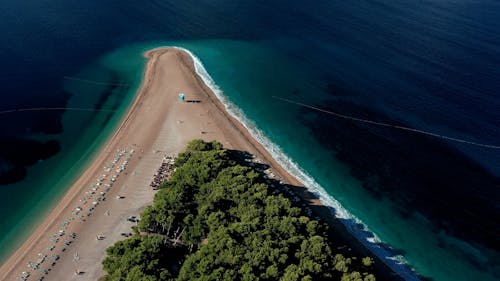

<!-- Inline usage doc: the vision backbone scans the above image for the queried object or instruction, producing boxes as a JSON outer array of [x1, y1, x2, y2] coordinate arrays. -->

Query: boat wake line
[[0, 107, 116, 115], [0, 76, 131, 116], [273, 96, 500, 150], [0, 77, 125, 115]]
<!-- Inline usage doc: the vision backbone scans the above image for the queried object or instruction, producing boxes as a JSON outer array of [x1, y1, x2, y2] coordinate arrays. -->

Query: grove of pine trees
[[102, 140, 376, 281]]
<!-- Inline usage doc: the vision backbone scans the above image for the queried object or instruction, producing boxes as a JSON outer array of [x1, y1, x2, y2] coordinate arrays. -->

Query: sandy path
[[0, 48, 398, 281]]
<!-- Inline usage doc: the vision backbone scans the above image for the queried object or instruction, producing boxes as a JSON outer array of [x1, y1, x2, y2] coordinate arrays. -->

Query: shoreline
[[0, 50, 162, 281], [0, 47, 402, 281], [0, 76, 139, 266], [176, 49, 405, 281]]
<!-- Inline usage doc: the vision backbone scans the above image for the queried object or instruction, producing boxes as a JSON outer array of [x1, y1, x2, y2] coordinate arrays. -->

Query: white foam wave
[[174, 46, 420, 280]]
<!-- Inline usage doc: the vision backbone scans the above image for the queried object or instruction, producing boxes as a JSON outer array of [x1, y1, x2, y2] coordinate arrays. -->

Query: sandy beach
[[0, 48, 399, 281]]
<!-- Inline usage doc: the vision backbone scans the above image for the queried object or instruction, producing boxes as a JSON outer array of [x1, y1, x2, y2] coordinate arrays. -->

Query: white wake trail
[[273, 96, 500, 150]]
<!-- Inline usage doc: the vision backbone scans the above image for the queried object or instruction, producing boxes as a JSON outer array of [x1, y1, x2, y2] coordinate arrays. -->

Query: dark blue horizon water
[[0, 1, 499, 280]]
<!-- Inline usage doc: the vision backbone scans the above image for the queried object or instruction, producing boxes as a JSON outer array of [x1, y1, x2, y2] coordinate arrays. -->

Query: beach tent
[[179, 92, 185, 102]]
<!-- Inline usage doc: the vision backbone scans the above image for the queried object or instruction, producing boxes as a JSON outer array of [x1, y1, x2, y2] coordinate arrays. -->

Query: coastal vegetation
[[102, 140, 376, 281]]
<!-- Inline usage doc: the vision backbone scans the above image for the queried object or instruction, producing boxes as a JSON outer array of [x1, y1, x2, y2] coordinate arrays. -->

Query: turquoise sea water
[[0, 46, 146, 262], [175, 40, 499, 281], [1, 1, 499, 281], [0, 38, 498, 281]]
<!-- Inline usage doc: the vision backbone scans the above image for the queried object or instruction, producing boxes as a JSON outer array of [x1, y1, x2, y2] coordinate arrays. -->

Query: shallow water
[[0, 45, 146, 262]]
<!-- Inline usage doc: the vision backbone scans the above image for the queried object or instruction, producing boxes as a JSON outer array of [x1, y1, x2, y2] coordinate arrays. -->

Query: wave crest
[[173, 46, 420, 281]]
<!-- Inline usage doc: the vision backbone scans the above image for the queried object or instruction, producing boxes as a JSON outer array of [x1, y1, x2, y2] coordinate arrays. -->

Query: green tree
[[102, 140, 377, 281]]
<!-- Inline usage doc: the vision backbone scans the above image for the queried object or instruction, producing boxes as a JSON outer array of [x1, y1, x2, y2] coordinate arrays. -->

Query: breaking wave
[[176, 46, 420, 281]]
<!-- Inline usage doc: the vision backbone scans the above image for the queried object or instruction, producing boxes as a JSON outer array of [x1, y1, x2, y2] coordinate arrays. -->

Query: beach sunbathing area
[[0, 47, 301, 281], [0, 48, 397, 281]]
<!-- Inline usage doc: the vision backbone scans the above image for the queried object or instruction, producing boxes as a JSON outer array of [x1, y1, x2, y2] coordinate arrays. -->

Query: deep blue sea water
[[1, 1, 499, 280]]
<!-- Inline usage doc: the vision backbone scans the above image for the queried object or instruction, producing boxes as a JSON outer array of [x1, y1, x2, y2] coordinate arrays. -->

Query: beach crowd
[[150, 156, 175, 190], [16, 146, 136, 281]]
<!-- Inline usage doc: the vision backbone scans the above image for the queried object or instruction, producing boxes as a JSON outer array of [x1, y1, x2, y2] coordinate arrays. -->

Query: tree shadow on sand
[[228, 149, 423, 281]]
